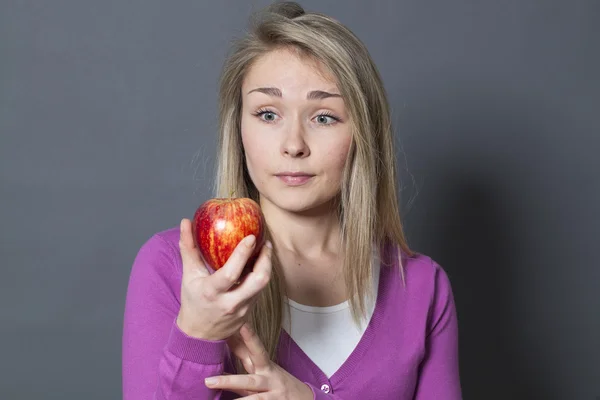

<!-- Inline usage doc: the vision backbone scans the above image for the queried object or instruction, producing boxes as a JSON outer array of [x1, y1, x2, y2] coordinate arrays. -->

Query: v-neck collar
[[278, 261, 392, 388]]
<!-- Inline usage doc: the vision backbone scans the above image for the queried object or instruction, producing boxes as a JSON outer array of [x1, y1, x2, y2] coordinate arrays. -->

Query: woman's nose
[[281, 119, 310, 158]]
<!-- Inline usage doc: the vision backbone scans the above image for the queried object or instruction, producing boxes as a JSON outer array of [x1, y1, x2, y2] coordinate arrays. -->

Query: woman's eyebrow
[[247, 87, 282, 97], [247, 87, 341, 100], [307, 90, 341, 100]]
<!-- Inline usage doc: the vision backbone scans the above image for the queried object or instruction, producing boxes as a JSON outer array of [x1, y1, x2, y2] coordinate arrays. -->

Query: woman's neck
[[260, 198, 342, 259], [259, 197, 348, 306]]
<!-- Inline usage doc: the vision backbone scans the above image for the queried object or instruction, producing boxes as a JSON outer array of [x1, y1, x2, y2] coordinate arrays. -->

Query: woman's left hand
[[205, 323, 314, 400]]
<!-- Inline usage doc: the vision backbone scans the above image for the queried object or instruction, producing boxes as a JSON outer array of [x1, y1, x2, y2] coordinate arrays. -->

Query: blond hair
[[213, 1, 413, 372]]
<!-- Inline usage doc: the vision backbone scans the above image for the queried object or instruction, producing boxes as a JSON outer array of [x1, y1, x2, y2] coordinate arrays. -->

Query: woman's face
[[240, 48, 353, 215]]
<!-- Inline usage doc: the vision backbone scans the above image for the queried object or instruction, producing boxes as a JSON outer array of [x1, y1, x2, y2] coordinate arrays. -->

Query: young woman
[[122, 2, 462, 399]]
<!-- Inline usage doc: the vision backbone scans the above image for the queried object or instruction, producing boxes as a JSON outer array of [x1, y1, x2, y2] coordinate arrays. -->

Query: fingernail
[[245, 235, 256, 248], [266, 240, 272, 249], [205, 377, 218, 386]]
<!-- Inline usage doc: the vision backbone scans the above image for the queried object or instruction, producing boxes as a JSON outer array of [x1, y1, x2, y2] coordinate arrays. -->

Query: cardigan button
[[320, 384, 330, 393]]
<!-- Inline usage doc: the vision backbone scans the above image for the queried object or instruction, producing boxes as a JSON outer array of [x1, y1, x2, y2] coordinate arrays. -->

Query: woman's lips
[[275, 174, 314, 186]]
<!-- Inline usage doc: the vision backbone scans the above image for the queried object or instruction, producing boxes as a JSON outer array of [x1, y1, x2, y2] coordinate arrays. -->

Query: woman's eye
[[315, 114, 338, 125], [254, 111, 338, 124], [259, 111, 277, 122]]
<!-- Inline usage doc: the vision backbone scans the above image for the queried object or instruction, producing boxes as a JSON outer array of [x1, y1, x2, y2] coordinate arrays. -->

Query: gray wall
[[1, 1, 598, 399]]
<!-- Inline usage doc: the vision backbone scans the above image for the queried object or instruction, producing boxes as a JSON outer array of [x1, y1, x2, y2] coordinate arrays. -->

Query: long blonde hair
[[213, 1, 413, 371]]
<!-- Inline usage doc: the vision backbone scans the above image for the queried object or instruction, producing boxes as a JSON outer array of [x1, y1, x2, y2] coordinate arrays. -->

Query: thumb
[[179, 218, 209, 278]]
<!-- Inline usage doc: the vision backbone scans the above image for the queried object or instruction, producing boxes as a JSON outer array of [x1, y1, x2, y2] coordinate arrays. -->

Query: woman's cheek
[[244, 137, 263, 167], [242, 133, 268, 188], [330, 138, 352, 173]]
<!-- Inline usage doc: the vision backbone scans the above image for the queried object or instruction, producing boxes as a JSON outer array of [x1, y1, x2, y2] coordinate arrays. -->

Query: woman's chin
[[260, 195, 339, 217]]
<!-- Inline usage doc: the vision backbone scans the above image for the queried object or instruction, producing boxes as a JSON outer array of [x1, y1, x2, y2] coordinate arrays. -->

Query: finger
[[237, 393, 275, 400], [227, 333, 255, 374], [208, 235, 257, 293], [220, 388, 257, 397], [224, 241, 272, 304], [179, 218, 209, 278], [239, 323, 271, 370], [205, 373, 256, 397], [205, 373, 269, 392]]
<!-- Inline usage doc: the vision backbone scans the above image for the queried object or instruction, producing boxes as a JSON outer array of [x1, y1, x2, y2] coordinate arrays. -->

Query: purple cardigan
[[122, 226, 462, 399]]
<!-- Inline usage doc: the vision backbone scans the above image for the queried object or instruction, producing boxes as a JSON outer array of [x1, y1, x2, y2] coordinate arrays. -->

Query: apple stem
[[230, 190, 235, 199]]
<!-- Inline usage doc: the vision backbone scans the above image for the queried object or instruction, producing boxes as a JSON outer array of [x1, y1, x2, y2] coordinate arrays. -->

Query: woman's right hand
[[175, 218, 272, 341]]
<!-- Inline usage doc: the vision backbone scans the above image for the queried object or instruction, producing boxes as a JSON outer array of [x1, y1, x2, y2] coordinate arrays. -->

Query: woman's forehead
[[243, 48, 339, 92]]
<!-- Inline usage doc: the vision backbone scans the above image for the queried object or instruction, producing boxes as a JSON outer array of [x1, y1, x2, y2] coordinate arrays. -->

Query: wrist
[[176, 312, 220, 340], [167, 319, 227, 364]]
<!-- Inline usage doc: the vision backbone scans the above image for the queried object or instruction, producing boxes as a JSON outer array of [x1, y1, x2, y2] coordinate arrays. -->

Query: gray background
[[1, 0, 598, 399]]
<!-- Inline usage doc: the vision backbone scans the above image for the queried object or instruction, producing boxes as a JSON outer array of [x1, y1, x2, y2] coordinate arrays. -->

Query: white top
[[282, 256, 381, 378]]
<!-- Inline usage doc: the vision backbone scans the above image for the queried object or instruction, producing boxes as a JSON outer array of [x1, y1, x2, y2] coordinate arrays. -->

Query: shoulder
[[378, 246, 458, 340], [150, 225, 181, 252], [399, 250, 458, 333], [381, 245, 456, 315], [401, 251, 454, 296], [136, 225, 180, 258], [130, 225, 182, 285]]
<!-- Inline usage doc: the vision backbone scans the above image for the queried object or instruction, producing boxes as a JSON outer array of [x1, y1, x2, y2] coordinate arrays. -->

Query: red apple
[[192, 197, 266, 278]]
